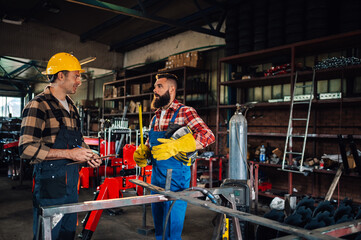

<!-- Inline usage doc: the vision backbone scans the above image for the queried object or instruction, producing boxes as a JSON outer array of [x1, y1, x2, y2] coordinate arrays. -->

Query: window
[[0, 97, 21, 117]]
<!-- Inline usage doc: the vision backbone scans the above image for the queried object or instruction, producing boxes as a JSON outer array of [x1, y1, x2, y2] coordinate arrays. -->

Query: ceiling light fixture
[[2, 15, 24, 25], [79, 57, 96, 65]]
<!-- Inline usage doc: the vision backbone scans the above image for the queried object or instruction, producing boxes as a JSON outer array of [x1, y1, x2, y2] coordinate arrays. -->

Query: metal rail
[[39, 180, 361, 240], [39, 191, 204, 239], [130, 179, 343, 240]]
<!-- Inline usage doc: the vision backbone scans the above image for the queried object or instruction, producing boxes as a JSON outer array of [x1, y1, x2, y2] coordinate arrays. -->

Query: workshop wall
[[246, 106, 361, 157], [123, 23, 225, 68], [0, 21, 123, 70]]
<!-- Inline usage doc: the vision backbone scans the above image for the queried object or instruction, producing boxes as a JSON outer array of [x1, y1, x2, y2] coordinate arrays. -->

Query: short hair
[[156, 73, 178, 89], [48, 70, 69, 83]]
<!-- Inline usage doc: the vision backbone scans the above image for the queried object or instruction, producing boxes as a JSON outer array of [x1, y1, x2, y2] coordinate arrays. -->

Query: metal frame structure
[[67, 0, 225, 47], [38, 179, 361, 240]]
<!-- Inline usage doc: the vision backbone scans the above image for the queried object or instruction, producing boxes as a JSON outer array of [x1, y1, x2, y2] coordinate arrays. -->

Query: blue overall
[[149, 106, 191, 240], [33, 102, 82, 240]]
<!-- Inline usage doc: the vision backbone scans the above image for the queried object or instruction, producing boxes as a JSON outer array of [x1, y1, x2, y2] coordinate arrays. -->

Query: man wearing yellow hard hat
[[19, 52, 102, 240]]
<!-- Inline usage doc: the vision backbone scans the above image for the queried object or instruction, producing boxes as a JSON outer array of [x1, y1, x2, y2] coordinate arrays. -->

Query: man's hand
[[87, 156, 102, 168], [152, 133, 196, 160], [68, 148, 102, 168], [67, 148, 94, 162], [133, 145, 150, 167]]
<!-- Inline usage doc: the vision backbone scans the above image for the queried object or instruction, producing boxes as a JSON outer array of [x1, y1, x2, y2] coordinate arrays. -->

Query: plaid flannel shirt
[[19, 86, 83, 164], [146, 100, 215, 148]]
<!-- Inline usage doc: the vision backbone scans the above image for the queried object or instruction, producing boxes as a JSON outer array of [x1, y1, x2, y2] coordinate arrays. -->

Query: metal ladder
[[282, 69, 315, 173]]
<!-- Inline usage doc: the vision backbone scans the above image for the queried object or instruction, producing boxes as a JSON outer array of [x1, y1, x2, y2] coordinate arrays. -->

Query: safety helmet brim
[[42, 52, 85, 75]]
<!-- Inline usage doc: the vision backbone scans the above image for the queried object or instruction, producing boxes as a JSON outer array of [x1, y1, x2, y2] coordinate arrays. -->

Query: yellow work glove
[[152, 133, 196, 160], [133, 145, 150, 167]]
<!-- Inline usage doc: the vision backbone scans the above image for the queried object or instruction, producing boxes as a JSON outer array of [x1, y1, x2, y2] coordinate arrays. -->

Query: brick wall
[[217, 104, 361, 202], [246, 105, 361, 156]]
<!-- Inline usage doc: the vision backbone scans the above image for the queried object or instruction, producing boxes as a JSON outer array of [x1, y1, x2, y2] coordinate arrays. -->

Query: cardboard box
[[104, 88, 113, 98], [112, 86, 117, 98], [135, 101, 141, 113], [117, 86, 124, 97], [129, 100, 137, 113], [348, 155, 356, 169], [142, 99, 151, 112], [131, 84, 140, 95], [142, 82, 152, 93]]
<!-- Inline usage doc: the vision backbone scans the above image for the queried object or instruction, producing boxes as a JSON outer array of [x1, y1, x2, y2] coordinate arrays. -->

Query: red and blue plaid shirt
[[146, 99, 215, 148]]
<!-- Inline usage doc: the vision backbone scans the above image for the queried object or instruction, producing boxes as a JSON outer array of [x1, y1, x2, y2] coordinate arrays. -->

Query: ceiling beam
[[67, 0, 225, 41], [0, 65, 20, 90], [80, 0, 162, 42], [8, 60, 35, 77], [110, 5, 220, 51], [0, 76, 47, 84], [0, 56, 45, 69]]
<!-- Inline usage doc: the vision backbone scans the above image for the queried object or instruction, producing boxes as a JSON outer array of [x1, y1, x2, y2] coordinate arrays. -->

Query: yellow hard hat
[[42, 52, 85, 75]]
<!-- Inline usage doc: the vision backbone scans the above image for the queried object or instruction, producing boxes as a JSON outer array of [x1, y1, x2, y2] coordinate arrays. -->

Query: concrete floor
[[0, 175, 221, 240]]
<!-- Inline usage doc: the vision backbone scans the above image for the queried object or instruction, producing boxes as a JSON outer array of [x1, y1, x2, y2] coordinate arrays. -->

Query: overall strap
[[151, 105, 184, 129], [151, 115, 157, 129], [47, 99, 64, 126], [170, 105, 183, 123]]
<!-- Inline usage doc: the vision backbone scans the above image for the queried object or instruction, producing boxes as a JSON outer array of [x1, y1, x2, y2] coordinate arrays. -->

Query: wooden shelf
[[248, 132, 361, 139], [220, 44, 291, 65], [220, 30, 361, 66], [104, 96, 125, 101], [219, 64, 361, 89], [104, 112, 152, 116], [127, 112, 152, 116], [298, 64, 361, 81], [220, 73, 292, 88], [217, 97, 361, 110], [124, 93, 152, 99]]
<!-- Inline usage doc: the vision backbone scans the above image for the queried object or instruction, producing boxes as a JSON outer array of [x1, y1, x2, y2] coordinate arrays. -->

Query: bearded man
[[133, 73, 215, 240]]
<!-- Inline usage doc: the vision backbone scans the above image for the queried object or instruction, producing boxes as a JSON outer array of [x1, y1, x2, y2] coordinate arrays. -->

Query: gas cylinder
[[229, 104, 248, 180]]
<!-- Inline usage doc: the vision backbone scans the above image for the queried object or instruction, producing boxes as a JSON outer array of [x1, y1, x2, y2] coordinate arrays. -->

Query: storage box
[[130, 84, 140, 95], [117, 86, 124, 97], [129, 100, 137, 113], [142, 82, 152, 93], [142, 99, 151, 112], [112, 86, 118, 98], [135, 101, 141, 113], [258, 182, 272, 192], [347, 155, 356, 169], [104, 88, 113, 98]]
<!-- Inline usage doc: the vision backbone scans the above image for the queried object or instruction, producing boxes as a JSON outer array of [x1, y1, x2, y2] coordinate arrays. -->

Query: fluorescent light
[[2, 17, 23, 25], [80, 57, 96, 65]]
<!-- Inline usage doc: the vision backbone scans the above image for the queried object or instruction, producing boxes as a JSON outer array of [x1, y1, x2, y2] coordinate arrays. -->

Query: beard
[[152, 90, 171, 109]]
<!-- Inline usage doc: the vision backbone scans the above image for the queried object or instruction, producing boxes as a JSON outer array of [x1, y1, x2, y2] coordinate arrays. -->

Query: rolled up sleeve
[[185, 107, 215, 148]]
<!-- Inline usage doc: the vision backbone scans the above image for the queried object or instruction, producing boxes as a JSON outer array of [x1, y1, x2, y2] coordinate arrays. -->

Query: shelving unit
[[216, 30, 361, 201], [79, 107, 101, 137], [249, 161, 361, 205], [103, 66, 210, 129], [216, 30, 361, 155]]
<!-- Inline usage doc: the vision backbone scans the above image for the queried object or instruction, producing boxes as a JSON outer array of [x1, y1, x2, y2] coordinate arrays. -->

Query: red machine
[[80, 137, 152, 239]]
